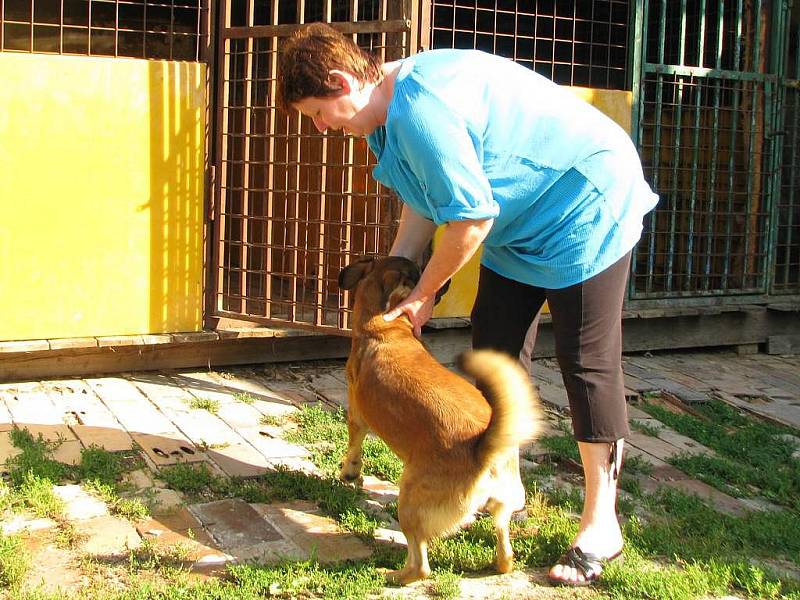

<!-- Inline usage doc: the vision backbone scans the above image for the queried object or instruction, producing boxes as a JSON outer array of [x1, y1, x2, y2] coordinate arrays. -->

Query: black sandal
[[547, 546, 622, 587]]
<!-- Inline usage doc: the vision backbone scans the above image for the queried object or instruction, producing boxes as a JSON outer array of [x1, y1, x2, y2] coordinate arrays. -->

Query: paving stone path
[[0, 347, 798, 597]]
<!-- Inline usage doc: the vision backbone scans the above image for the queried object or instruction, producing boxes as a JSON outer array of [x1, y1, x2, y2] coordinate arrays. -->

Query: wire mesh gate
[[775, 12, 800, 294], [209, 1, 414, 332], [631, 0, 798, 302]]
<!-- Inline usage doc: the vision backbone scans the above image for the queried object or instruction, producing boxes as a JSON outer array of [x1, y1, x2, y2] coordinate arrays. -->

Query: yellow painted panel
[[0, 53, 205, 341], [432, 88, 633, 318]]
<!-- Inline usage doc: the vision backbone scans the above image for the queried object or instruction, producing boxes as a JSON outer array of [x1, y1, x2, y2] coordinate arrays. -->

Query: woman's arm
[[390, 204, 439, 261], [385, 216, 493, 337]]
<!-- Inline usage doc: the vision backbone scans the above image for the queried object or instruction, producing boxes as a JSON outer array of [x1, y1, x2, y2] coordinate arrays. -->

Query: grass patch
[[428, 569, 462, 598], [601, 550, 790, 600], [84, 479, 149, 520], [6, 427, 71, 487], [631, 418, 662, 437], [3, 428, 149, 524], [158, 462, 218, 495], [80, 446, 123, 486], [284, 405, 403, 483], [17, 471, 64, 519], [632, 487, 800, 565], [226, 561, 386, 599], [1, 560, 388, 600], [538, 433, 581, 464], [259, 415, 284, 427], [641, 398, 800, 510], [159, 462, 381, 539], [0, 531, 30, 588], [623, 454, 655, 477]]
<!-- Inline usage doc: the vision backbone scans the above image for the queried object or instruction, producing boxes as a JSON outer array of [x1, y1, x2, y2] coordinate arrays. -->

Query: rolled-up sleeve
[[391, 91, 499, 225]]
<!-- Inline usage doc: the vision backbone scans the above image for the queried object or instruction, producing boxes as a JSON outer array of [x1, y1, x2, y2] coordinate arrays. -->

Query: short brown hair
[[277, 22, 383, 111]]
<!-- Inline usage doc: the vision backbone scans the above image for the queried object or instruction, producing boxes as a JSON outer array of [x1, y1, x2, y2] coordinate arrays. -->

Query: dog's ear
[[381, 261, 421, 310], [338, 256, 376, 290], [382, 271, 411, 310]]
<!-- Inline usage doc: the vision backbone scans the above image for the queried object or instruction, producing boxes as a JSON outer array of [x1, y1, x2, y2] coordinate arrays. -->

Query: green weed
[[259, 414, 284, 427], [227, 560, 385, 599], [538, 433, 581, 464], [17, 470, 64, 519], [80, 446, 122, 486], [234, 392, 256, 404], [0, 530, 30, 588], [158, 462, 218, 496], [84, 479, 149, 520], [188, 397, 220, 414]]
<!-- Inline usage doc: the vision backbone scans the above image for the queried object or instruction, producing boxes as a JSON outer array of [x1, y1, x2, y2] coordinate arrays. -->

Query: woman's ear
[[328, 69, 356, 94]]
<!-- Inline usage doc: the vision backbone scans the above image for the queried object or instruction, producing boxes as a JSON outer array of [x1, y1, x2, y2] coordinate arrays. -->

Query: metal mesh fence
[[774, 21, 799, 293], [428, 0, 630, 90], [0, 0, 205, 60], [632, 0, 776, 298], [636, 73, 772, 296]]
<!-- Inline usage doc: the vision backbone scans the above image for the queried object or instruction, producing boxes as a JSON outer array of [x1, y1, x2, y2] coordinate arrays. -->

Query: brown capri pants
[[471, 252, 632, 443]]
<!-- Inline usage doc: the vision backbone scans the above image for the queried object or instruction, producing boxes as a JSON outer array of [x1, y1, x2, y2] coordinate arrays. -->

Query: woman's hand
[[382, 287, 435, 338], [384, 216, 493, 338]]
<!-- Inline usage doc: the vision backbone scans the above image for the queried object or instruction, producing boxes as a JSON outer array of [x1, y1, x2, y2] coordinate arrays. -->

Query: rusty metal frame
[[208, 0, 412, 334]]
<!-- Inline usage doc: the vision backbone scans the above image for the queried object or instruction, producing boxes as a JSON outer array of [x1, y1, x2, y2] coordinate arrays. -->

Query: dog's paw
[[495, 554, 514, 574], [339, 458, 364, 486], [384, 566, 430, 586], [338, 467, 364, 487], [340, 473, 364, 487]]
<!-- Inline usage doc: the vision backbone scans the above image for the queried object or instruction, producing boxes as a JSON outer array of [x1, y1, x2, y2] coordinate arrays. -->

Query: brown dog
[[338, 256, 542, 585]]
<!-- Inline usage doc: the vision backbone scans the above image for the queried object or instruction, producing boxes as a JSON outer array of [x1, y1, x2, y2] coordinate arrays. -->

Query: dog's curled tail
[[458, 349, 542, 471]]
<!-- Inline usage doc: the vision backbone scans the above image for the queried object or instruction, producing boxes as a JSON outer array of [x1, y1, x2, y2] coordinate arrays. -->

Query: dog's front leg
[[340, 411, 368, 486]]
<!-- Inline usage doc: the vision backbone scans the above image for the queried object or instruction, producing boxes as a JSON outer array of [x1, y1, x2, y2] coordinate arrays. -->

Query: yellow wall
[[0, 53, 206, 341], [433, 88, 633, 318]]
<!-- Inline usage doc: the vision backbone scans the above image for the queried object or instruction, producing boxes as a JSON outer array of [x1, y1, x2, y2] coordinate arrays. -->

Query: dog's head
[[339, 256, 421, 327]]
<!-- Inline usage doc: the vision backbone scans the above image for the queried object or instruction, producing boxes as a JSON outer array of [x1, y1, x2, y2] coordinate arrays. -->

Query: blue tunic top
[[366, 49, 659, 289]]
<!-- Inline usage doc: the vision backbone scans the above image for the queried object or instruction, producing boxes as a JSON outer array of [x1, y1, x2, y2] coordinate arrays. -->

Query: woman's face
[[294, 93, 362, 135], [293, 70, 378, 137]]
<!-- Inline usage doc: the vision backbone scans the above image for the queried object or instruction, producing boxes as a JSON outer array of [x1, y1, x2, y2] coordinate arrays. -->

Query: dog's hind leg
[[385, 483, 434, 585], [485, 497, 515, 574], [339, 412, 368, 485], [386, 531, 431, 585]]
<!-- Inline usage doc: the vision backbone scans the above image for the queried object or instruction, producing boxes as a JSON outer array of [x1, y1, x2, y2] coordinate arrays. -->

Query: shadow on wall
[[147, 61, 205, 335]]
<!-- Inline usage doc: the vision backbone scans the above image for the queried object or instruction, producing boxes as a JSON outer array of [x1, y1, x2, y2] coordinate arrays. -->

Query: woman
[[278, 22, 658, 586]]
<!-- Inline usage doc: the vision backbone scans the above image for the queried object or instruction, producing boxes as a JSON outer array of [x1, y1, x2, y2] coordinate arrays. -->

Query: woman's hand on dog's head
[[383, 287, 434, 338]]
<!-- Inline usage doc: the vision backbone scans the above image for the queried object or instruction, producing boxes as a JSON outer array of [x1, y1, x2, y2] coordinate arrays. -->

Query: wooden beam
[[2, 307, 798, 382]]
